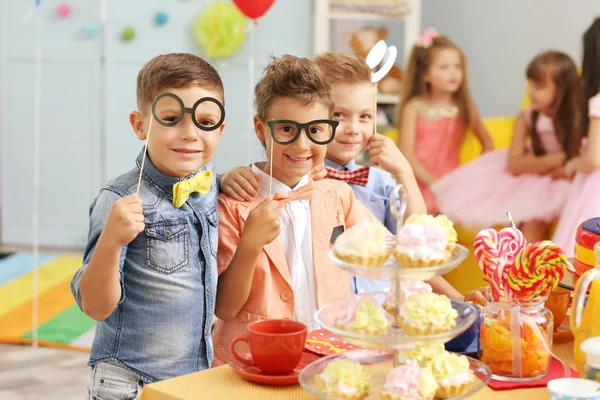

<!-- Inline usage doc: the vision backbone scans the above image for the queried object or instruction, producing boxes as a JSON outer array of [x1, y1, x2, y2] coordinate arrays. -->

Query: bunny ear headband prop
[[365, 40, 397, 137]]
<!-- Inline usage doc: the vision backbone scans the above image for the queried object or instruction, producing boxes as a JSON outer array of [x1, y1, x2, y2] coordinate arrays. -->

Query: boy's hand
[[309, 162, 327, 181], [102, 194, 145, 247], [368, 133, 412, 179], [464, 286, 490, 306], [242, 199, 284, 249], [221, 165, 262, 201]]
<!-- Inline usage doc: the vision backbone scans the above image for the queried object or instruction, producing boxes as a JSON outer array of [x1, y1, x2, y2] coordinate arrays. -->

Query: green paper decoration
[[121, 26, 136, 42], [194, 2, 246, 60]]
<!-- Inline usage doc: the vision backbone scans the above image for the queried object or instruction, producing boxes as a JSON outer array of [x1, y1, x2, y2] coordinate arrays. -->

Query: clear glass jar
[[581, 337, 600, 382], [479, 298, 553, 381]]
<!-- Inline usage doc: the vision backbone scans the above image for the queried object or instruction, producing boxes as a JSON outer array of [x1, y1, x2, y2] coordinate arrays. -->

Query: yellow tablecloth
[[139, 339, 575, 400]]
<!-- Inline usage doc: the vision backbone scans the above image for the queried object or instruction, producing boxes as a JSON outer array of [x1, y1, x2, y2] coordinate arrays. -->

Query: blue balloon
[[154, 12, 169, 26], [84, 23, 100, 38]]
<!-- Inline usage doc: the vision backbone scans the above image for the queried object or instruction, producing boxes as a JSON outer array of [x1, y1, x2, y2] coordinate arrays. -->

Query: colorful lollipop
[[506, 240, 568, 301], [474, 225, 526, 301]]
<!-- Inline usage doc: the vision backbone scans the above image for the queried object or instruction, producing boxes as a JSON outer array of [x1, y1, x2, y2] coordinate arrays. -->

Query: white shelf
[[312, 0, 421, 63], [329, 10, 408, 20], [377, 93, 400, 104]]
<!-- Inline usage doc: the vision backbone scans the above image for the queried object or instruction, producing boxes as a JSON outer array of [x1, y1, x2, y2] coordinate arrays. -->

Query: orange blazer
[[212, 179, 374, 366]]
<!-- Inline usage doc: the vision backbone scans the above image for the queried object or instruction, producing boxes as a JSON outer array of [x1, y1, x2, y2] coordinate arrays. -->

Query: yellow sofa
[[383, 116, 516, 293]]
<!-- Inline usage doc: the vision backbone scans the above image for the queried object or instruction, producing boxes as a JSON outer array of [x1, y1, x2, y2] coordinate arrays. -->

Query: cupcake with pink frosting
[[394, 223, 449, 268], [405, 214, 457, 251], [380, 364, 438, 400], [335, 295, 391, 336], [382, 280, 433, 316]]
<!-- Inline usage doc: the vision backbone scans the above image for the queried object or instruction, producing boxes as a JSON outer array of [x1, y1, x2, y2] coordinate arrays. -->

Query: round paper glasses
[[151, 92, 225, 131]]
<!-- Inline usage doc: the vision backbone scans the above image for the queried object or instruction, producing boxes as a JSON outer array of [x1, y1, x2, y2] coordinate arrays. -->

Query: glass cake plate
[[299, 349, 491, 400], [314, 293, 479, 350], [329, 243, 469, 281]]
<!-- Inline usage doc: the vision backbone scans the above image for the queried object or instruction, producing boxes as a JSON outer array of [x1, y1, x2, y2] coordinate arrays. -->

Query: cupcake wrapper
[[382, 302, 397, 317], [313, 375, 370, 400], [335, 251, 391, 268], [380, 389, 434, 400], [393, 252, 450, 269], [397, 316, 455, 336], [435, 380, 473, 399]]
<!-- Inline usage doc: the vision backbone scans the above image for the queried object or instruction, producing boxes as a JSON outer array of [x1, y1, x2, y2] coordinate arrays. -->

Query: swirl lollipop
[[506, 240, 568, 302], [474, 228, 505, 301], [474, 224, 526, 301]]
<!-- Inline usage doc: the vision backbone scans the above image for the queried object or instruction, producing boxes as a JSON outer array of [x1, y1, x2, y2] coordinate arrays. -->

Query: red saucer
[[229, 352, 319, 386]]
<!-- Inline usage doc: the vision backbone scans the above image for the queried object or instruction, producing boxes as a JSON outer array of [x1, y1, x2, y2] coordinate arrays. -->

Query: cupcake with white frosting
[[430, 352, 476, 398], [315, 359, 371, 399], [333, 219, 390, 267]]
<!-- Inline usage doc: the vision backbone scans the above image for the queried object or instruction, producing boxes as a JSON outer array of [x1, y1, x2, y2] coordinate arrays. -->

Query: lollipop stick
[[374, 82, 378, 137], [506, 211, 516, 228], [136, 118, 153, 195]]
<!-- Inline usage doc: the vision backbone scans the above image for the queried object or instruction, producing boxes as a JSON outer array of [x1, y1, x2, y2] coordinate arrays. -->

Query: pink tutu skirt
[[552, 168, 600, 257], [430, 149, 571, 228]]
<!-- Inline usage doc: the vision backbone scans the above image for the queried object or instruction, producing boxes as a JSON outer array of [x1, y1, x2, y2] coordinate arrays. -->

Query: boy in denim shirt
[[71, 53, 225, 399]]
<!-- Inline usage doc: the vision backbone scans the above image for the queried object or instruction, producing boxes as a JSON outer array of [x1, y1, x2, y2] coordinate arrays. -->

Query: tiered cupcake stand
[[298, 185, 492, 399]]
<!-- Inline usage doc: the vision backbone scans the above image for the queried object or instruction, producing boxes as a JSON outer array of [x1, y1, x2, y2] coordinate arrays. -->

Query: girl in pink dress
[[552, 18, 600, 256], [431, 51, 581, 243], [397, 28, 494, 214]]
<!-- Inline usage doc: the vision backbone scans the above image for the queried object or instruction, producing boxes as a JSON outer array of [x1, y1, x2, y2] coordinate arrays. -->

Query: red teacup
[[230, 319, 307, 375]]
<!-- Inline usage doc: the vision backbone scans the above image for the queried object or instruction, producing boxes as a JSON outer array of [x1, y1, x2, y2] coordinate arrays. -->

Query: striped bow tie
[[325, 166, 370, 186]]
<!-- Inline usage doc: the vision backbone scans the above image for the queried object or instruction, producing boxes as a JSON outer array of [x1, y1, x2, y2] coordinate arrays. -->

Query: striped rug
[[0, 252, 94, 351]]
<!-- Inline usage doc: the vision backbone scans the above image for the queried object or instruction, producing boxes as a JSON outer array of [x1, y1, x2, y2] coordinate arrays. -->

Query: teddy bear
[[344, 26, 403, 94]]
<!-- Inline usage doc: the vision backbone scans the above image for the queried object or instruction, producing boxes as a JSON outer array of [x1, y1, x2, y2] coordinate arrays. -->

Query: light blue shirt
[[71, 149, 219, 383], [325, 158, 397, 294]]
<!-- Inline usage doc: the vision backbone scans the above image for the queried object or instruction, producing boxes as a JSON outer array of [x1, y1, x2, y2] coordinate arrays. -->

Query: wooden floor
[[0, 343, 89, 400]]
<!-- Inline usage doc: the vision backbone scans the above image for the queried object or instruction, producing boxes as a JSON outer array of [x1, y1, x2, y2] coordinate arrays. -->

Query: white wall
[[0, 0, 102, 248], [333, 0, 600, 117], [0, 0, 311, 248], [2, 0, 599, 248]]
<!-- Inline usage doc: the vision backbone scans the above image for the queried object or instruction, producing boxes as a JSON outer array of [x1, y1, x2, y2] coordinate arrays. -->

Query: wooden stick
[[136, 118, 153, 195], [268, 139, 274, 252]]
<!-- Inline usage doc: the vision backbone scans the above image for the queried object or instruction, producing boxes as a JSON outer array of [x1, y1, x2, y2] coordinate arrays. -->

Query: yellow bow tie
[[172, 171, 213, 208]]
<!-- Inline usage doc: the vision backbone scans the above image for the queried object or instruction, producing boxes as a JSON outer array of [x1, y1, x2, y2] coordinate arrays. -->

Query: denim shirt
[[71, 150, 219, 383], [325, 158, 396, 294]]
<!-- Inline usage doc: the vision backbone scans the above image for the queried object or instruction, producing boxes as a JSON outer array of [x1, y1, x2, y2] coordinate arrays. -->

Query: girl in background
[[432, 50, 581, 243], [397, 28, 494, 214], [553, 17, 600, 256]]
